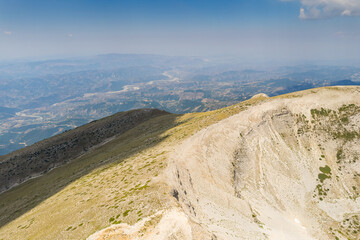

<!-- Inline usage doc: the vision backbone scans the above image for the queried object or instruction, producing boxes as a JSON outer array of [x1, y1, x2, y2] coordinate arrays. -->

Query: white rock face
[[168, 87, 360, 240], [86, 87, 360, 240], [87, 209, 193, 240]]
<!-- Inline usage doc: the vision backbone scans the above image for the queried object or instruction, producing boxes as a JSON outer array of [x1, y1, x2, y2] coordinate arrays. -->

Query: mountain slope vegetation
[[0, 86, 359, 240], [0, 108, 168, 194]]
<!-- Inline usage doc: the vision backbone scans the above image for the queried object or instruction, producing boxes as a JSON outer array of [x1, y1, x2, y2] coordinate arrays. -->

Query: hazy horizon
[[1, 53, 360, 69], [0, 0, 360, 63]]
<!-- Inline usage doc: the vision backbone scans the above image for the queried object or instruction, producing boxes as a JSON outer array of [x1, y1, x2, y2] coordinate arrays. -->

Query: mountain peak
[[251, 93, 269, 99]]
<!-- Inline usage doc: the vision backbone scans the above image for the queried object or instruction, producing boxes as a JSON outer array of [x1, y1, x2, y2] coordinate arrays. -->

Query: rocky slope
[[169, 87, 360, 240], [0, 86, 359, 240]]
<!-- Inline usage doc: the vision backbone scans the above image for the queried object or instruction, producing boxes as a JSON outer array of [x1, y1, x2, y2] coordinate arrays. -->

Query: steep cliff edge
[[169, 86, 360, 240]]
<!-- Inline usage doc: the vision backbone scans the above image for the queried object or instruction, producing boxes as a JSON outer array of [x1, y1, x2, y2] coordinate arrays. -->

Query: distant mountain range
[[330, 79, 360, 86], [1, 55, 360, 155]]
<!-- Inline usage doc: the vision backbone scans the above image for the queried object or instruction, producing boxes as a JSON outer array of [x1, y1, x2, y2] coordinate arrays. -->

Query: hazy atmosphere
[[1, 0, 360, 62], [1, 1, 360, 240]]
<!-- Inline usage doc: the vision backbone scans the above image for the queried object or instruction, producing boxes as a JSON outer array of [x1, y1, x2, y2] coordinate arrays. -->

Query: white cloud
[[287, 0, 360, 19], [341, 9, 352, 16], [3, 31, 12, 35], [299, 8, 306, 19], [68, 33, 73, 37]]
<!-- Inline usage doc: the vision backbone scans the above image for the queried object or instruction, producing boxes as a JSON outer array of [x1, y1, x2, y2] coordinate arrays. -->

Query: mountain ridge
[[1, 86, 360, 240]]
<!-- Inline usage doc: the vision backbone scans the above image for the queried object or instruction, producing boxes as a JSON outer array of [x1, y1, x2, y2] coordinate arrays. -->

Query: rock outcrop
[[169, 87, 360, 239]]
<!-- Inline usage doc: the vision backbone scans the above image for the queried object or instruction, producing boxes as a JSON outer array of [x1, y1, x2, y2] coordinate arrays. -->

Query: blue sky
[[0, 0, 359, 62]]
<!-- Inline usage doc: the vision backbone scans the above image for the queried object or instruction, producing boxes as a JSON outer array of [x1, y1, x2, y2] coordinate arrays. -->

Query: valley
[[1, 55, 359, 155]]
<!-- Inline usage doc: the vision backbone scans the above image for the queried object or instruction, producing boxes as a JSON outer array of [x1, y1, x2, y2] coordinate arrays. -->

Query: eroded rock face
[[0, 109, 168, 193], [169, 87, 360, 240], [86, 209, 193, 240], [2, 87, 360, 240]]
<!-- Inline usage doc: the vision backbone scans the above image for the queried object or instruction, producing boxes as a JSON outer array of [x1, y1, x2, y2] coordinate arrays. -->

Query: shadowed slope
[[0, 108, 168, 193], [0, 109, 175, 231]]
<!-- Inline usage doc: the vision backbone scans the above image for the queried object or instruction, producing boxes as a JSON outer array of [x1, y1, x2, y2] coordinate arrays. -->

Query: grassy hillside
[[1, 86, 359, 240], [0, 93, 266, 240]]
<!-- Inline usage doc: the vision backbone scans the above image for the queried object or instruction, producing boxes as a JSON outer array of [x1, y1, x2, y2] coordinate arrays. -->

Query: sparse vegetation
[[332, 214, 360, 240], [318, 165, 332, 184], [311, 108, 332, 118], [336, 149, 344, 163], [1, 88, 360, 240], [123, 210, 131, 217]]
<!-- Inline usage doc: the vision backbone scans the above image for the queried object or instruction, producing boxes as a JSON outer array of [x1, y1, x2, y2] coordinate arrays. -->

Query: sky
[[0, 0, 359, 62]]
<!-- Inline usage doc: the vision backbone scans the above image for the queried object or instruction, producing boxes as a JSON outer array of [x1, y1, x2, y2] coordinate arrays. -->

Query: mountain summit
[[1, 86, 360, 240]]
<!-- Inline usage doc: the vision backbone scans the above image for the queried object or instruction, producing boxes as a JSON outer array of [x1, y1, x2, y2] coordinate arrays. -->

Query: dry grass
[[0, 93, 268, 240]]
